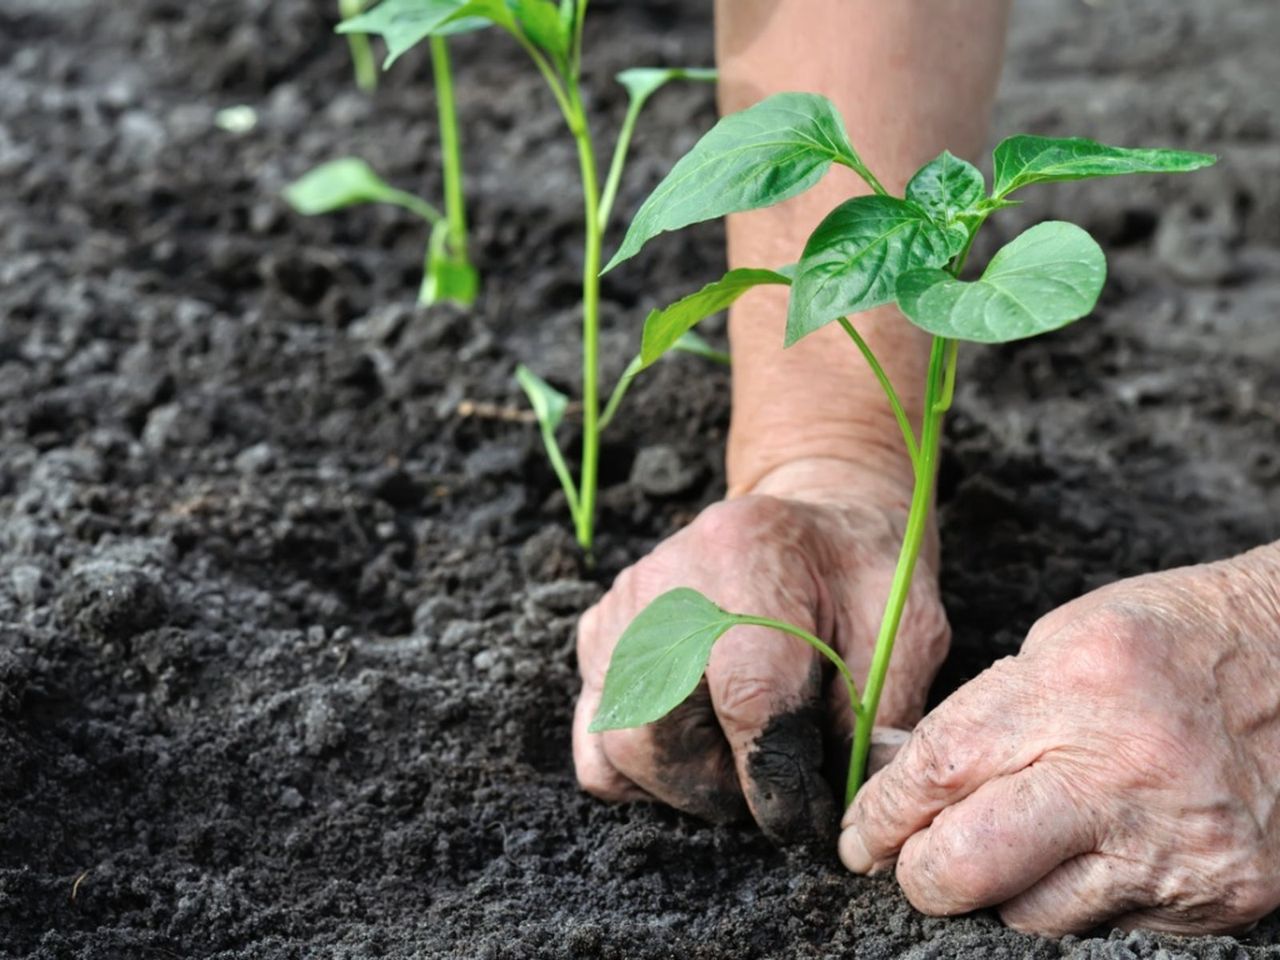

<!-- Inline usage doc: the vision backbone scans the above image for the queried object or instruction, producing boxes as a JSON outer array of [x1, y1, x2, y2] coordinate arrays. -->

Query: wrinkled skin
[[573, 470, 949, 844], [841, 549, 1280, 935]]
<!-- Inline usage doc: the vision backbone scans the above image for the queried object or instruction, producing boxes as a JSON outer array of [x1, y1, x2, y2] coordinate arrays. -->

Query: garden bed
[[2, 0, 1280, 956]]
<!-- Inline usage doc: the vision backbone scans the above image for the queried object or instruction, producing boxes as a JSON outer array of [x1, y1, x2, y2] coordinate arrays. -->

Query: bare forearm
[[715, 0, 1011, 501]]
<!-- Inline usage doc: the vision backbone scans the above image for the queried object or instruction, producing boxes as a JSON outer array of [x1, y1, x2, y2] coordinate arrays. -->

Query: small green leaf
[[515, 364, 568, 432], [895, 221, 1106, 343], [606, 92, 863, 272], [615, 67, 717, 108], [513, 0, 569, 66], [283, 158, 440, 222], [906, 150, 985, 225], [786, 196, 960, 345], [992, 135, 1217, 199], [640, 267, 790, 368], [336, 0, 490, 68], [589, 588, 740, 733]]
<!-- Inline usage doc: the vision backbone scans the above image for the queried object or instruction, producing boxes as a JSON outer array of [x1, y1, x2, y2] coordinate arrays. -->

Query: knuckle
[[692, 496, 784, 553], [1052, 607, 1145, 694], [902, 717, 966, 797], [899, 836, 991, 915], [714, 668, 778, 731]]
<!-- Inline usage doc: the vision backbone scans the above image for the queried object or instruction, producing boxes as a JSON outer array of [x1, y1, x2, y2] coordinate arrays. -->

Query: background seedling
[[339, 0, 379, 93], [591, 92, 1216, 808], [284, 3, 479, 307], [320, 0, 715, 552]]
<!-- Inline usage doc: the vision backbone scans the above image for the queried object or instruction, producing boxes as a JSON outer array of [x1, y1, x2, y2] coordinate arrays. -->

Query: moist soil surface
[[3, 0, 1280, 957]]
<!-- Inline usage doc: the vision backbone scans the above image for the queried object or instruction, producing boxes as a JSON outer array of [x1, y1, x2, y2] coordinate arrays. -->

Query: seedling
[[591, 92, 1216, 808], [284, 4, 480, 307], [307, 0, 716, 552]]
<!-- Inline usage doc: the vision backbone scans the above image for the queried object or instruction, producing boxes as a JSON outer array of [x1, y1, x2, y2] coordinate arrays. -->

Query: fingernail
[[839, 827, 873, 874]]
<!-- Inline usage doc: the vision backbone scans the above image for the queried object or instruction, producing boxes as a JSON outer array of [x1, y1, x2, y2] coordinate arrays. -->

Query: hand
[[574, 458, 949, 843], [840, 548, 1280, 935]]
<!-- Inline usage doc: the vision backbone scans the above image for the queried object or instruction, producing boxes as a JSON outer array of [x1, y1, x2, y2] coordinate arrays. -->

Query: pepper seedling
[[284, 3, 480, 307], [590, 91, 1216, 808], [313, 0, 716, 552]]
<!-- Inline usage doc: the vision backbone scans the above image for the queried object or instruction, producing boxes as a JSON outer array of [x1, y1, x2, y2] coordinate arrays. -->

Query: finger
[[841, 656, 1039, 867], [707, 621, 836, 844], [876, 765, 1098, 915], [572, 677, 653, 804], [867, 726, 910, 778], [998, 853, 1141, 937], [599, 681, 747, 823]]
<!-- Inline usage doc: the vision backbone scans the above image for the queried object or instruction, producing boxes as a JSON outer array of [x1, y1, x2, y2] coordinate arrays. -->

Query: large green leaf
[[605, 93, 863, 271], [640, 268, 790, 368], [906, 150, 985, 226], [895, 221, 1106, 343], [786, 196, 960, 345], [283, 157, 440, 222], [992, 135, 1217, 198], [336, 0, 496, 67], [589, 589, 739, 732]]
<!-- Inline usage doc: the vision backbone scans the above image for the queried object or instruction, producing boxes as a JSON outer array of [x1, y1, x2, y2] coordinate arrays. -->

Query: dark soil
[[3, 0, 1279, 957]]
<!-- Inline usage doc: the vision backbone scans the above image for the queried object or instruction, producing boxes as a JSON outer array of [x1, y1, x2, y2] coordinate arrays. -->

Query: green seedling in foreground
[[591, 92, 1216, 808], [285, 9, 478, 307], [319, 0, 716, 552]]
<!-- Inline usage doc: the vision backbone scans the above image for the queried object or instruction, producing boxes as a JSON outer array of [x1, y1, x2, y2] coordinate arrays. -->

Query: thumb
[[706, 618, 837, 846]]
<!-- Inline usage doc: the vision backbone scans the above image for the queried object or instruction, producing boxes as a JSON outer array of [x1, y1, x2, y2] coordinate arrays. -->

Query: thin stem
[[935, 340, 959, 414], [837, 317, 919, 467], [598, 95, 644, 230], [339, 0, 377, 93], [835, 155, 889, 198], [847, 336, 950, 803], [599, 356, 641, 434], [734, 615, 865, 734], [567, 88, 603, 552], [430, 36, 468, 264]]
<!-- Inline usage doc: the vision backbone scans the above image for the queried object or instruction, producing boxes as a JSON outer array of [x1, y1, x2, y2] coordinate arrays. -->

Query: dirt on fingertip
[[3, 0, 1280, 957]]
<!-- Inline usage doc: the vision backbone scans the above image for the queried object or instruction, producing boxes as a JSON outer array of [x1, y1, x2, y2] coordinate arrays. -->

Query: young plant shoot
[[284, 5, 479, 307], [317, 0, 715, 552], [590, 92, 1217, 809], [339, 0, 379, 93]]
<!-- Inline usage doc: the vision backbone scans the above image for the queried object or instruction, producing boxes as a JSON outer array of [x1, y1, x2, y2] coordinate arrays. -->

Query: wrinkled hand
[[841, 548, 1280, 935], [574, 460, 949, 843]]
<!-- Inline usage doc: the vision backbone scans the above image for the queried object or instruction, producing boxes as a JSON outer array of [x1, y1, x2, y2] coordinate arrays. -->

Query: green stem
[[430, 36, 468, 264], [339, 0, 377, 93], [734, 615, 866, 754], [599, 356, 641, 434], [837, 317, 919, 467], [847, 336, 949, 803], [567, 90, 603, 552], [598, 95, 645, 230]]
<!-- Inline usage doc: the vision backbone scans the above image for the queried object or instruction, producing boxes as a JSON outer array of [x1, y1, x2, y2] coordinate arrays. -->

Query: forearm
[[715, 0, 1011, 501]]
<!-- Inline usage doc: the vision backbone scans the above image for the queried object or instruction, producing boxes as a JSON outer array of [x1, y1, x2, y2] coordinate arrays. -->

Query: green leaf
[[906, 150, 985, 225], [589, 588, 739, 733], [421, 253, 479, 306], [336, 0, 490, 68], [616, 67, 717, 108], [895, 221, 1106, 343], [515, 364, 568, 432], [283, 158, 440, 222], [640, 268, 790, 368], [605, 92, 863, 272], [513, 0, 569, 66], [786, 196, 960, 345], [992, 135, 1217, 199]]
